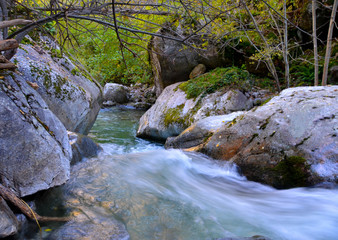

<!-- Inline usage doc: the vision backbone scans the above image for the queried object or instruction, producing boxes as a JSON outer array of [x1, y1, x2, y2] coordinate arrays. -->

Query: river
[[28, 107, 338, 240]]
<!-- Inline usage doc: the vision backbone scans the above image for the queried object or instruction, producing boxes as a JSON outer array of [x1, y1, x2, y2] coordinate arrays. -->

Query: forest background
[[1, 0, 337, 92]]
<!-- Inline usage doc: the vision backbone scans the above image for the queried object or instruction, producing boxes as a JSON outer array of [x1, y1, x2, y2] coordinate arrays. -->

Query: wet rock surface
[[68, 131, 102, 165], [201, 86, 338, 188], [48, 209, 129, 240], [165, 112, 244, 150], [0, 197, 18, 238]]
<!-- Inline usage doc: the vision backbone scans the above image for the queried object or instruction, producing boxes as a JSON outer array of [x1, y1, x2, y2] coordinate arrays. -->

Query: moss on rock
[[163, 104, 185, 127], [272, 156, 311, 188], [179, 67, 251, 99]]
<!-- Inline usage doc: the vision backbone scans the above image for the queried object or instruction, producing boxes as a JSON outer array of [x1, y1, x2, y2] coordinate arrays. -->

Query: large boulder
[[0, 197, 18, 238], [0, 72, 71, 197], [150, 30, 225, 96], [200, 86, 338, 188], [137, 82, 266, 141], [13, 42, 102, 134]]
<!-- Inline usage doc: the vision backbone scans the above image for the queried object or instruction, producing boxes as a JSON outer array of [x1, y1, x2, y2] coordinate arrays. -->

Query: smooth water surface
[[34, 107, 338, 240]]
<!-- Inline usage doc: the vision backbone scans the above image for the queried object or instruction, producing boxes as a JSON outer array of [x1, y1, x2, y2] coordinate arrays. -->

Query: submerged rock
[[201, 86, 338, 188], [13, 43, 102, 134], [0, 73, 71, 197], [48, 208, 129, 240], [218, 236, 271, 240], [68, 131, 102, 165], [137, 82, 266, 141], [0, 197, 18, 238]]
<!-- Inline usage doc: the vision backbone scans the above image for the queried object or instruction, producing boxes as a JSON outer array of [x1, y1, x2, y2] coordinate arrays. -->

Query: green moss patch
[[272, 156, 310, 188], [179, 67, 251, 99], [163, 104, 185, 127]]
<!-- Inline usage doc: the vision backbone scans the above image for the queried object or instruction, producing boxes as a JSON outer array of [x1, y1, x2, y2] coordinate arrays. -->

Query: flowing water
[[31, 107, 338, 240]]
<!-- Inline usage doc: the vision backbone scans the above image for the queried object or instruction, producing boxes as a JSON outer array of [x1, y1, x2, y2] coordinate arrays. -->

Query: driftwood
[[0, 62, 17, 69], [0, 19, 33, 29], [0, 55, 17, 69], [0, 39, 19, 51], [0, 55, 8, 63], [0, 183, 71, 222]]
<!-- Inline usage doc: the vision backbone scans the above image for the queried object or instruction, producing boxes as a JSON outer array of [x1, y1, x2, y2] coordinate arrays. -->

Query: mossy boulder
[[200, 86, 338, 188], [13, 41, 102, 134], [137, 79, 269, 141]]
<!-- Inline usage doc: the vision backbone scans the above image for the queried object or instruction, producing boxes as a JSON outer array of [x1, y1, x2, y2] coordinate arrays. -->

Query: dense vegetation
[[2, 0, 338, 89], [179, 67, 252, 99]]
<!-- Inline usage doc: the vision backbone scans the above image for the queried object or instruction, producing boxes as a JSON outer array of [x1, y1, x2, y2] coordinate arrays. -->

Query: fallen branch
[[0, 39, 19, 51], [0, 62, 17, 69], [0, 183, 71, 222], [0, 19, 33, 29], [0, 55, 10, 63]]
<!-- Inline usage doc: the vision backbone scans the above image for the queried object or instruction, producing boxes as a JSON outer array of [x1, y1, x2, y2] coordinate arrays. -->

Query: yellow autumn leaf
[[72, 211, 81, 217]]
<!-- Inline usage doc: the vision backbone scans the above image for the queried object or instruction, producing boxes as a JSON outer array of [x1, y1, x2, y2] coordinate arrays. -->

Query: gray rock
[[137, 82, 256, 141], [13, 44, 102, 134], [127, 84, 156, 109], [103, 83, 129, 105], [0, 197, 18, 238], [201, 86, 338, 188], [150, 30, 225, 96], [189, 64, 206, 79], [0, 73, 71, 197], [165, 112, 244, 150], [68, 131, 102, 165]]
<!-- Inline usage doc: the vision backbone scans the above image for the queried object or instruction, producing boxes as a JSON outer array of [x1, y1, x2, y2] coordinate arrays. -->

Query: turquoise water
[[32, 107, 338, 240]]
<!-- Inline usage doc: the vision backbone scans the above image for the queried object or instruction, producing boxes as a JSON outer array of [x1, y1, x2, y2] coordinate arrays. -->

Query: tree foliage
[[0, 0, 336, 88]]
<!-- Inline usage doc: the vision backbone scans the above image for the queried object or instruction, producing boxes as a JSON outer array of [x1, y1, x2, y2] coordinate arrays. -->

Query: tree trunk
[[284, 1, 290, 88], [312, 0, 319, 86], [242, 0, 281, 92], [322, 0, 338, 85], [0, 183, 71, 222], [0, 0, 9, 39]]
